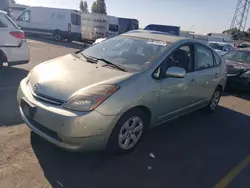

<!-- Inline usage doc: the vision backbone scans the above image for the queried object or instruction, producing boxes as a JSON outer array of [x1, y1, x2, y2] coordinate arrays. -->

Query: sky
[[16, 0, 245, 34]]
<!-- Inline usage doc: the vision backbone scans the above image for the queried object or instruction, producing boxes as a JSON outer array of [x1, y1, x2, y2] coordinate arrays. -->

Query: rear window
[[71, 13, 81, 26], [4, 15, 19, 29], [109, 24, 118, 32]]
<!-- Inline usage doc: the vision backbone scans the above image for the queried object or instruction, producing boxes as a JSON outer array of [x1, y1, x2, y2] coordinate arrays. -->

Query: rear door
[[70, 13, 81, 34], [194, 43, 220, 101]]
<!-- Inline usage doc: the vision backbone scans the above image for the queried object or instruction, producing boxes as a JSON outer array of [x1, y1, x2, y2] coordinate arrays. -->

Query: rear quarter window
[[0, 20, 7, 28], [4, 15, 19, 29]]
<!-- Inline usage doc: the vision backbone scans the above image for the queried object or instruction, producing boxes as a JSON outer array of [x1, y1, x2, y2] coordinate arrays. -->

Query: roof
[[122, 30, 186, 44]]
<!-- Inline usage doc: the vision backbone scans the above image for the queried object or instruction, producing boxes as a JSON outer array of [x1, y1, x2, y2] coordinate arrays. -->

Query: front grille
[[27, 81, 64, 106], [27, 116, 61, 141]]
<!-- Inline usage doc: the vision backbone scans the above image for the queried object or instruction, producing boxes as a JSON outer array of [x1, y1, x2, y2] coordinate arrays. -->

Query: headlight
[[240, 71, 250, 78], [63, 85, 119, 112]]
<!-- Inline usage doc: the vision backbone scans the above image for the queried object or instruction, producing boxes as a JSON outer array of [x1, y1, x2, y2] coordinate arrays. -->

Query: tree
[[91, 0, 107, 14], [79, 0, 89, 12]]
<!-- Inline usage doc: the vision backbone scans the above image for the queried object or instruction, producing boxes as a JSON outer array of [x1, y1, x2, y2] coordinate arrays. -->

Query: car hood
[[28, 53, 133, 102], [225, 60, 250, 74]]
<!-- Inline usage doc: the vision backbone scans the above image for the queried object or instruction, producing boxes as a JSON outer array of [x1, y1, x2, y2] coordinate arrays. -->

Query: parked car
[[208, 41, 234, 56], [17, 30, 227, 154], [223, 49, 250, 91], [15, 7, 81, 42], [0, 10, 29, 69], [144, 24, 180, 36], [81, 12, 119, 42]]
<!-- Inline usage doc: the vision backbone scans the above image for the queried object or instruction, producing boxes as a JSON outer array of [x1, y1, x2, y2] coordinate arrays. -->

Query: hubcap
[[210, 91, 220, 110], [55, 34, 61, 41], [118, 116, 144, 150]]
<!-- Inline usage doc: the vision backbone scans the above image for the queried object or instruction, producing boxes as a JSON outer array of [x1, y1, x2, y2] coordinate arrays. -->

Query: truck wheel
[[54, 32, 62, 42]]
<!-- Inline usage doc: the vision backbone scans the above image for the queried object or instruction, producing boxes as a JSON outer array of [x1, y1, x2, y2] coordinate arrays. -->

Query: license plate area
[[21, 97, 36, 119]]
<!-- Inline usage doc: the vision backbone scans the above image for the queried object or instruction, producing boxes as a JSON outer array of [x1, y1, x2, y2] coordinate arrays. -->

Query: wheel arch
[[0, 49, 7, 62], [120, 105, 152, 128]]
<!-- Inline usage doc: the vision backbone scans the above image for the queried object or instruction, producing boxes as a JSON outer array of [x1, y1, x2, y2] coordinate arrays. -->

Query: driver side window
[[17, 11, 30, 22], [153, 44, 194, 79]]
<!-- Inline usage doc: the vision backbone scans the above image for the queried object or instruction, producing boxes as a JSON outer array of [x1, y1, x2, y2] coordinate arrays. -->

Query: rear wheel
[[107, 109, 147, 155], [53, 32, 62, 42], [205, 87, 222, 112], [0, 51, 5, 70]]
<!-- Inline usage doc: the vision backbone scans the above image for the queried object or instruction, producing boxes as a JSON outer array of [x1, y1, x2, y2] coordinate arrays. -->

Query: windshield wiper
[[95, 58, 127, 72], [81, 53, 98, 64]]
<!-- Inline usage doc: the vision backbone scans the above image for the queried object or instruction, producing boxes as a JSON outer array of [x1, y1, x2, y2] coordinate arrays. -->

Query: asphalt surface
[[0, 38, 250, 188]]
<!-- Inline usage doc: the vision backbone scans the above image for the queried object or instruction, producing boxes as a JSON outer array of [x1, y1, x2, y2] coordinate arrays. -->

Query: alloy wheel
[[210, 90, 221, 110], [118, 116, 144, 150]]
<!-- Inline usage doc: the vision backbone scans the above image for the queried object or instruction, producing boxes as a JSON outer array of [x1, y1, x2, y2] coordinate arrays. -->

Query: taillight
[[68, 23, 71, 33], [9, 31, 25, 39]]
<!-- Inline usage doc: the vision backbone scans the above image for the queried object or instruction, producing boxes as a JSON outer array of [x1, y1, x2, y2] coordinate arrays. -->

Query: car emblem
[[34, 83, 41, 91]]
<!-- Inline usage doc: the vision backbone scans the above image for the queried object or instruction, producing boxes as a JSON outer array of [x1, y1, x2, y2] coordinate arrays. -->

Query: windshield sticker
[[147, 40, 167, 46]]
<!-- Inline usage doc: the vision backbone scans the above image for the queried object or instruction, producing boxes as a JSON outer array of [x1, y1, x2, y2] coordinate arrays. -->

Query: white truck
[[15, 7, 82, 42], [81, 13, 119, 42]]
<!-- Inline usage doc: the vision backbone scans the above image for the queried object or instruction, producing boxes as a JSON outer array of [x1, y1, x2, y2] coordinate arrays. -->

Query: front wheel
[[205, 87, 222, 112], [107, 109, 147, 155]]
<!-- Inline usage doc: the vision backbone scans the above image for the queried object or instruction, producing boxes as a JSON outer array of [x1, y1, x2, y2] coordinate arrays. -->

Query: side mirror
[[166, 66, 186, 78]]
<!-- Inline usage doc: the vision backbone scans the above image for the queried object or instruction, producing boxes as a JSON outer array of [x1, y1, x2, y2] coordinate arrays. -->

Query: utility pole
[[230, 0, 250, 31]]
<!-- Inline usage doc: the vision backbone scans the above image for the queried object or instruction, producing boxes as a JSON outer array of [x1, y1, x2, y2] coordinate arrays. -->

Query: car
[[208, 41, 234, 56], [17, 30, 227, 154], [223, 49, 250, 91], [0, 10, 29, 69]]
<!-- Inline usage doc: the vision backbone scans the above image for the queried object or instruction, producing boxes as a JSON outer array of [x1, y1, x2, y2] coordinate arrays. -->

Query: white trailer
[[15, 7, 82, 42], [81, 13, 119, 41]]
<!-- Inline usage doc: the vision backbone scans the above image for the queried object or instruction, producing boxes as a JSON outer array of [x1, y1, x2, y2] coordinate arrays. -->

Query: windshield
[[81, 35, 169, 72], [223, 50, 250, 64], [208, 43, 224, 51]]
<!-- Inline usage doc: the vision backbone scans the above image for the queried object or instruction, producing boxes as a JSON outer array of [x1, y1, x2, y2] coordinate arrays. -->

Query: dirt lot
[[0, 38, 250, 188]]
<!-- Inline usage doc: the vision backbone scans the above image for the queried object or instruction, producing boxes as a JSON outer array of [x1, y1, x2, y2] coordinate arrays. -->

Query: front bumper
[[17, 78, 119, 152]]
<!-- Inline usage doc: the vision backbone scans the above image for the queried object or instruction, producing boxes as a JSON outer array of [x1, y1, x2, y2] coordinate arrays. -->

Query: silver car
[[17, 30, 227, 154]]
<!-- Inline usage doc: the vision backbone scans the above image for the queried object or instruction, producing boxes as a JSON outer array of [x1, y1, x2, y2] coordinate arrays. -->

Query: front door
[[157, 44, 199, 122]]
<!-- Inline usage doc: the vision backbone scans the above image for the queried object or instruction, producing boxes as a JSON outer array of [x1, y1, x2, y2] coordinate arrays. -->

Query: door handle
[[190, 79, 195, 85], [215, 73, 219, 78]]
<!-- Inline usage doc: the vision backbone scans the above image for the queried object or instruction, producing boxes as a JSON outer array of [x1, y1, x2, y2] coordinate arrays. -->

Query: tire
[[107, 109, 148, 155], [205, 87, 222, 113], [53, 32, 62, 42], [0, 51, 4, 70]]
